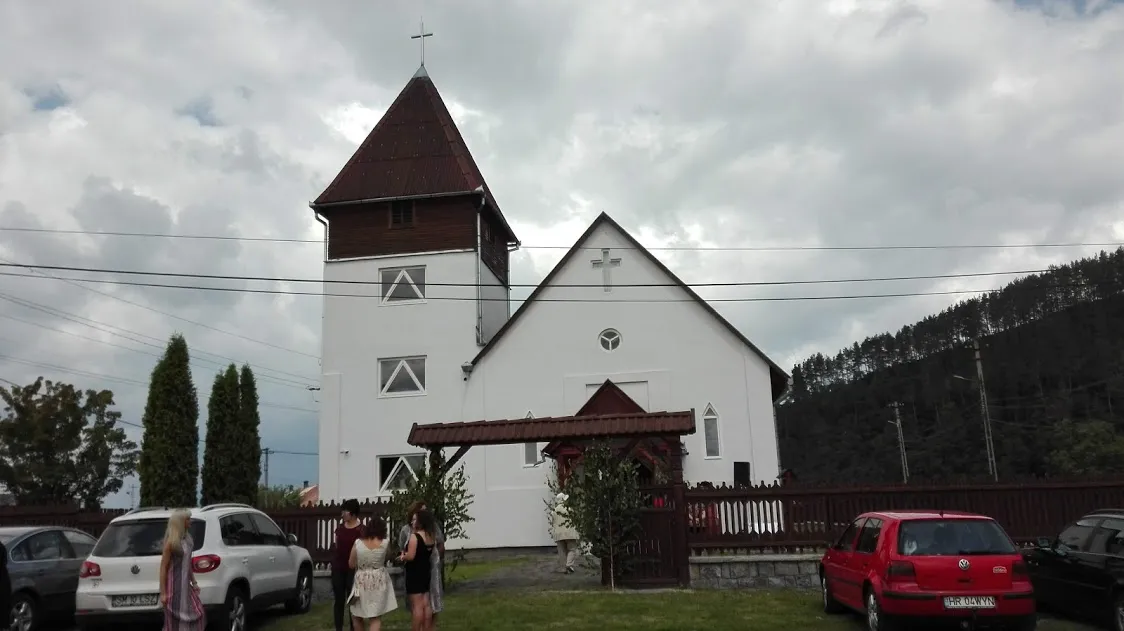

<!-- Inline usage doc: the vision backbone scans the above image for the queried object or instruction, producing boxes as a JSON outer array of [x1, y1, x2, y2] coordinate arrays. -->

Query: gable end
[[470, 212, 791, 401]]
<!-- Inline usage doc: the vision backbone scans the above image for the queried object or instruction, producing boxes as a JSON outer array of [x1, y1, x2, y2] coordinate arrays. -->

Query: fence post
[[671, 482, 689, 587], [667, 436, 690, 587]]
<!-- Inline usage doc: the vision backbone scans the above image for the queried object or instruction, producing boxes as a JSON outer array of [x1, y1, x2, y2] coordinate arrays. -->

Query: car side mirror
[[287, 533, 298, 545], [1035, 537, 1052, 548]]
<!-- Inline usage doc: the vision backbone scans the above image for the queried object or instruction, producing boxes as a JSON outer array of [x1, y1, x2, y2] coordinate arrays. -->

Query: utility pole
[[974, 340, 998, 482], [262, 448, 272, 487], [889, 402, 909, 484], [127, 483, 137, 508]]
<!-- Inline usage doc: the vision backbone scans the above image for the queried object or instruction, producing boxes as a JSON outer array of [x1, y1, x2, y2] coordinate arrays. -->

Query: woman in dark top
[[397, 508, 436, 631], [1, 540, 11, 630], [332, 499, 363, 631]]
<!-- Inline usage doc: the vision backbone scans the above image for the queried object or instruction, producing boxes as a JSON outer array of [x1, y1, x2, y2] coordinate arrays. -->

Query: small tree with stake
[[387, 450, 475, 588], [562, 441, 642, 590]]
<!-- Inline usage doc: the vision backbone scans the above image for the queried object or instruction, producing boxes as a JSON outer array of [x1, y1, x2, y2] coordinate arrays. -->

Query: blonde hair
[[163, 509, 191, 553]]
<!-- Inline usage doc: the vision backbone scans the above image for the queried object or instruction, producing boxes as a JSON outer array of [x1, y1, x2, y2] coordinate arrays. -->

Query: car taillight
[[886, 560, 915, 581], [1012, 560, 1029, 579], [192, 554, 222, 573], [79, 561, 101, 578]]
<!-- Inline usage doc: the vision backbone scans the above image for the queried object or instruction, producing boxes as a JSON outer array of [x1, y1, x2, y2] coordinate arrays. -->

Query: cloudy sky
[[2, 0, 1123, 507]]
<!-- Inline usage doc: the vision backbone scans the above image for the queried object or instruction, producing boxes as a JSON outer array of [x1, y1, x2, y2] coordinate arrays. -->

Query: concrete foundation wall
[[689, 554, 821, 590]]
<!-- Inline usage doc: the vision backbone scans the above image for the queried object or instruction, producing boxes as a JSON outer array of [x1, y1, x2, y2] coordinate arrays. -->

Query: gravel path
[[451, 552, 602, 592]]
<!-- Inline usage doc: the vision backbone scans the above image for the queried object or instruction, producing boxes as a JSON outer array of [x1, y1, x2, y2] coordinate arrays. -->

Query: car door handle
[[241, 557, 249, 565], [269, 556, 276, 562]]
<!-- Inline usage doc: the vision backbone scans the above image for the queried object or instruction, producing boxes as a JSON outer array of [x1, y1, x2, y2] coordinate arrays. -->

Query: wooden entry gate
[[611, 485, 687, 588]]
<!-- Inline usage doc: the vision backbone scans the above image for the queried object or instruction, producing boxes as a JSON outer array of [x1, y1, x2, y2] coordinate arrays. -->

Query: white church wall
[[456, 221, 780, 549], [319, 251, 482, 502], [478, 264, 508, 343]]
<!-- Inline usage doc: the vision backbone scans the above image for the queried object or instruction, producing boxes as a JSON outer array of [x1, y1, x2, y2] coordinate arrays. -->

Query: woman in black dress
[[396, 508, 436, 631]]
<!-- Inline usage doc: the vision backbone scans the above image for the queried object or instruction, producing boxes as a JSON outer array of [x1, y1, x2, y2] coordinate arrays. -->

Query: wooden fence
[[0, 501, 391, 566], [5, 479, 1124, 566], [683, 478, 1124, 555]]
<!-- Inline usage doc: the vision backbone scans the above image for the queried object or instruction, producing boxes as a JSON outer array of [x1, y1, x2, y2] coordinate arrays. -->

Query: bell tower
[[311, 64, 519, 501]]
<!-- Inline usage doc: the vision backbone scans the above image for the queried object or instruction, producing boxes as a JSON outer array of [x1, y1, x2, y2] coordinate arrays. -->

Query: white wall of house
[[454, 221, 779, 549], [317, 220, 779, 551], [317, 249, 483, 503]]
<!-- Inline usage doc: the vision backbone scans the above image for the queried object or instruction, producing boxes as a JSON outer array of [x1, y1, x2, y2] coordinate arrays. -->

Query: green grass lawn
[[444, 556, 533, 587], [256, 590, 1099, 631]]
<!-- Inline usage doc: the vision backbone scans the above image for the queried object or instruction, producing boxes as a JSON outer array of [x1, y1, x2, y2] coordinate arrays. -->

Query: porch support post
[[438, 445, 471, 475], [667, 435, 690, 587]]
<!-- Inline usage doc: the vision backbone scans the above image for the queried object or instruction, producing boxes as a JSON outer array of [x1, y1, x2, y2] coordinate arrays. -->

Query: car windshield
[[898, 519, 1016, 556], [92, 519, 207, 557]]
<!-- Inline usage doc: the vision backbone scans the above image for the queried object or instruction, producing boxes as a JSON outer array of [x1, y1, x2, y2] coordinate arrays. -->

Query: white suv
[[74, 503, 313, 631]]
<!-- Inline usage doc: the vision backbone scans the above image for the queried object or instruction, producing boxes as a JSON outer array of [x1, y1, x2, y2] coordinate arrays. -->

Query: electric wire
[[0, 311, 312, 391], [0, 291, 317, 385], [4, 225, 1123, 253], [0, 255, 317, 360], [0, 352, 316, 414], [0, 270, 1080, 303], [0, 261, 1060, 289]]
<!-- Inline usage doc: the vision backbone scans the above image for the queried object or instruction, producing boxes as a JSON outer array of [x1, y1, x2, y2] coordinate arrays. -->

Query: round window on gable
[[598, 329, 621, 352]]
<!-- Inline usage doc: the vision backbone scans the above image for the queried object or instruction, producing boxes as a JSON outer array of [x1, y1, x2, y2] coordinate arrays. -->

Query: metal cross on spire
[[411, 18, 434, 67]]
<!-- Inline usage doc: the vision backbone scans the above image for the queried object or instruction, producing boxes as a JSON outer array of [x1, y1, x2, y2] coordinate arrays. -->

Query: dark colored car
[[820, 510, 1035, 631], [1024, 509, 1124, 631], [2, 526, 99, 631]]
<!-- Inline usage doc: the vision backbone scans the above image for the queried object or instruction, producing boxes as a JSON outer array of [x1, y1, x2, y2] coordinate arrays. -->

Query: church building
[[310, 63, 790, 550]]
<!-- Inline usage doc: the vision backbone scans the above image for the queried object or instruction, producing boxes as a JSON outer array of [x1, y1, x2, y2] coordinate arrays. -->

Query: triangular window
[[378, 454, 427, 493], [379, 357, 426, 395], [380, 266, 426, 303]]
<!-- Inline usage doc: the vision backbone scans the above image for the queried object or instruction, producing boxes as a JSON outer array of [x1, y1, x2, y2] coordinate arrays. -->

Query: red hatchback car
[[820, 511, 1036, 631]]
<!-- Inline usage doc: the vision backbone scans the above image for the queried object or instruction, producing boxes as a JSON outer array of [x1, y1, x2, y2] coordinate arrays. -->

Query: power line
[[0, 270, 1082, 303], [0, 311, 313, 391], [0, 255, 317, 360], [4, 225, 1123, 253], [0, 291, 317, 385], [0, 352, 317, 414], [0, 261, 1057, 289]]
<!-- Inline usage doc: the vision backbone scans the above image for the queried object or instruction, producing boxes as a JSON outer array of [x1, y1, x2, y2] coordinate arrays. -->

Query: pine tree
[[138, 334, 199, 507], [238, 364, 262, 505], [200, 365, 240, 505]]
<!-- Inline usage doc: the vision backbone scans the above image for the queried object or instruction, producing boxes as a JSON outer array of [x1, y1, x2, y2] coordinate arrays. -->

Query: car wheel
[[865, 588, 898, 631], [821, 575, 844, 614], [1113, 591, 1124, 631], [285, 566, 313, 614], [217, 586, 248, 631], [10, 592, 37, 631]]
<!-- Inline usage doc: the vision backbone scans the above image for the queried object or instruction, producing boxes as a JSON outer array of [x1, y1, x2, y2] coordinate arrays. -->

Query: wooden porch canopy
[[407, 410, 696, 474]]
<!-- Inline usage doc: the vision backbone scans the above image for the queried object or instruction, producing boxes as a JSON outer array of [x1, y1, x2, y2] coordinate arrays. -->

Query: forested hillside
[[777, 248, 1124, 483]]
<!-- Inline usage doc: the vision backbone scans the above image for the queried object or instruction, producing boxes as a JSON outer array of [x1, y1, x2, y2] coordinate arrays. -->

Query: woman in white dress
[[348, 518, 397, 631]]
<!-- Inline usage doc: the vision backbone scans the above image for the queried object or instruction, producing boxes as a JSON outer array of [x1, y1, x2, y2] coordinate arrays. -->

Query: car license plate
[[111, 594, 159, 608], [943, 596, 996, 609]]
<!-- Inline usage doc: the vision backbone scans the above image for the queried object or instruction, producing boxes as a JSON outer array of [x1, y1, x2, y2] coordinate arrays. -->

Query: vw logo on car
[[130, 565, 140, 575], [958, 558, 971, 571]]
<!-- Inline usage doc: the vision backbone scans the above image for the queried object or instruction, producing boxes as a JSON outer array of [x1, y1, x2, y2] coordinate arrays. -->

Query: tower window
[[390, 200, 414, 226], [378, 356, 426, 396], [379, 266, 426, 303]]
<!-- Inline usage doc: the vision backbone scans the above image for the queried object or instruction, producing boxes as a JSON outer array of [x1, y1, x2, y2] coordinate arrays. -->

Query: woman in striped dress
[[159, 510, 206, 631]]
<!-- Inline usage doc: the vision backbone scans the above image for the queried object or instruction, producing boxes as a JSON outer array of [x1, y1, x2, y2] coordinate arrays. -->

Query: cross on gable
[[590, 248, 622, 292]]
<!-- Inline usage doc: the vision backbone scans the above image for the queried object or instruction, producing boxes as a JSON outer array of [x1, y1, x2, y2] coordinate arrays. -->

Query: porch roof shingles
[[407, 411, 696, 448]]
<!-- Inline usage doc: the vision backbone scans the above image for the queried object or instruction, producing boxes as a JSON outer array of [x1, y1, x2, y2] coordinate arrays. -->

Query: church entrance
[[541, 380, 687, 588], [406, 378, 694, 589]]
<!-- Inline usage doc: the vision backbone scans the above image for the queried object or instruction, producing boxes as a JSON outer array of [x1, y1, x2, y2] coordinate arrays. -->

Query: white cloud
[[2, 0, 1124, 505]]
